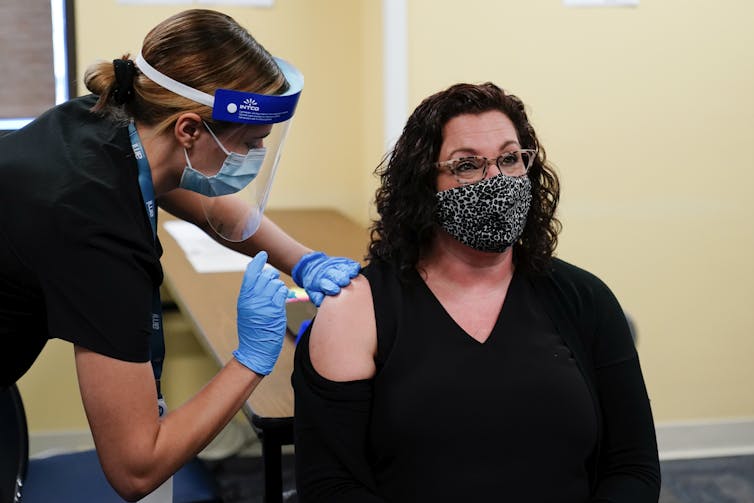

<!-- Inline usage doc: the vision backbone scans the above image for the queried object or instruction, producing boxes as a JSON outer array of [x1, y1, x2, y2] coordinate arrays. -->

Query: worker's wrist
[[232, 349, 274, 376], [292, 251, 325, 288]]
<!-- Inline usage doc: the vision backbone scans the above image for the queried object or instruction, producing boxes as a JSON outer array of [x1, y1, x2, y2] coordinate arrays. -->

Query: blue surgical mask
[[179, 123, 266, 197]]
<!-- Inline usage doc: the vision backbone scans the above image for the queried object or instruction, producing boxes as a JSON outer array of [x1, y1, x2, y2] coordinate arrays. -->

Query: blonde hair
[[84, 9, 288, 135]]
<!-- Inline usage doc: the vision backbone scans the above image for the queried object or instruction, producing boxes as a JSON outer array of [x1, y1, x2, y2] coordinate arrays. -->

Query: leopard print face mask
[[435, 174, 532, 252]]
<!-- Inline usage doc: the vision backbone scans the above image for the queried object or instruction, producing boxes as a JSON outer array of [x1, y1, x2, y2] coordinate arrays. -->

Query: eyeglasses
[[435, 149, 537, 184]]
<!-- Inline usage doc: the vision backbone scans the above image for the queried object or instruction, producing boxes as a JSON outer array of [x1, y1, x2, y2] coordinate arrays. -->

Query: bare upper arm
[[74, 346, 159, 452], [308, 274, 376, 382], [74, 346, 162, 489]]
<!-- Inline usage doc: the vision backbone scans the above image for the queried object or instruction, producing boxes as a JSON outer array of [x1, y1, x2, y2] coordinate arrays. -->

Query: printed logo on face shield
[[241, 98, 260, 111]]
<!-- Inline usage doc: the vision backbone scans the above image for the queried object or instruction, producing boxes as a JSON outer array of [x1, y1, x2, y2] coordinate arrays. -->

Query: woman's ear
[[175, 113, 202, 149]]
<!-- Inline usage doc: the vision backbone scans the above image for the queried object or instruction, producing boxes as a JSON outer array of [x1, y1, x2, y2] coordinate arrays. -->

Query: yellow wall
[[18, 0, 754, 431]]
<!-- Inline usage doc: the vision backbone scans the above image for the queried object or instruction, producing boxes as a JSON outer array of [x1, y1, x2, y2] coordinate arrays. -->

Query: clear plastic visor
[[199, 118, 293, 241]]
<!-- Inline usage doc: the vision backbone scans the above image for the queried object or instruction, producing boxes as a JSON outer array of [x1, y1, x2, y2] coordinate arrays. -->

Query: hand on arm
[[292, 251, 361, 307]]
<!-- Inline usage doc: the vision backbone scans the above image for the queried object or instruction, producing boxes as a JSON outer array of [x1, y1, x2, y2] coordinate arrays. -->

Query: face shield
[[134, 53, 304, 241]]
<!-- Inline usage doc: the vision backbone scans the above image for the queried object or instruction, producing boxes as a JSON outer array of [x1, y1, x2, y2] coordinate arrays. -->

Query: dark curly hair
[[368, 82, 561, 277]]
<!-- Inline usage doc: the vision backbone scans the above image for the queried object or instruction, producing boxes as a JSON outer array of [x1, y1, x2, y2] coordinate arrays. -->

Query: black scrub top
[[0, 95, 162, 386]]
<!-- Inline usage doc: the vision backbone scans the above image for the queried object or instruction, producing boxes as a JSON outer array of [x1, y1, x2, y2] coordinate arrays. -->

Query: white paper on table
[[162, 220, 253, 273]]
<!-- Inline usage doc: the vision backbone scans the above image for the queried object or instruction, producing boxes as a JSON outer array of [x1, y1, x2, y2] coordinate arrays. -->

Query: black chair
[[0, 385, 26, 503], [0, 383, 222, 503]]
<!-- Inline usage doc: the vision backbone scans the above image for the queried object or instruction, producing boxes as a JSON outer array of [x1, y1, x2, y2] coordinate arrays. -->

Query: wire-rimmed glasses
[[435, 149, 537, 184]]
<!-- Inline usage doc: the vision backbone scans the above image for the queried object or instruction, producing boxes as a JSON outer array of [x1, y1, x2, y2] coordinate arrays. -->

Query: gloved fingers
[[322, 259, 361, 286], [272, 283, 289, 307], [250, 267, 281, 297], [323, 269, 354, 287], [337, 258, 361, 276], [259, 276, 286, 302], [318, 278, 341, 295], [344, 262, 361, 278], [266, 266, 281, 280], [241, 251, 269, 291], [307, 290, 325, 308]]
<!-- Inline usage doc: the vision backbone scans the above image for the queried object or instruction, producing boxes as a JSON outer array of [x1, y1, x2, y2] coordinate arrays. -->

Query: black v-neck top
[[368, 268, 597, 501], [293, 258, 660, 502]]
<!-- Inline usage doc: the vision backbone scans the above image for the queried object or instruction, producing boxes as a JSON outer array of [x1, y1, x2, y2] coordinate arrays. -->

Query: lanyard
[[128, 121, 167, 417]]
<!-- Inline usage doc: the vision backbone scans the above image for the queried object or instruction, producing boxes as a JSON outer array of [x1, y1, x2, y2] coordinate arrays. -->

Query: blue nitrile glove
[[233, 251, 289, 375], [291, 251, 361, 307]]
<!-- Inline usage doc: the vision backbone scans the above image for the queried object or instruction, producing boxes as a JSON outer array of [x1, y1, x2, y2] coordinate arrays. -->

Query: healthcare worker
[[0, 9, 358, 501]]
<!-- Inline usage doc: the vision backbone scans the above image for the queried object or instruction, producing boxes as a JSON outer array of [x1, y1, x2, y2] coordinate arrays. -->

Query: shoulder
[[534, 257, 623, 311], [309, 274, 377, 381], [34, 95, 120, 147], [1, 95, 125, 171], [549, 257, 606, 287], [536, 257, 617, 305], [9, 95, 100, 138], [359, 258, 398, 285], [535, 258, 636, 365], [0, 95, 137, 246]]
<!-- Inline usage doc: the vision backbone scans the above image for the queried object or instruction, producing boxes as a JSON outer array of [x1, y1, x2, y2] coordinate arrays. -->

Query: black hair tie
[[112, 59, 136, 105]]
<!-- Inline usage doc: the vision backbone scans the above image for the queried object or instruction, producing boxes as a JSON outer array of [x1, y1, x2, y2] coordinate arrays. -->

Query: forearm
[[152, 358, 260, 470], [158, 190, 310, 275], [77, 348, 262, 501], [296, 436, 388, 503], [222, 215, 311, 275], [591, 357, 660, 502]]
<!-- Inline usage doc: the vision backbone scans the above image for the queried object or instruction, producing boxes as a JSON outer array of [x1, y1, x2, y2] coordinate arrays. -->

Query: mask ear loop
[[202, 121, 233, 156]]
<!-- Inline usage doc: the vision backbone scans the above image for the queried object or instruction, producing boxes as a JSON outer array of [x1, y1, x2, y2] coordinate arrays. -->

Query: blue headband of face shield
[[133, 52, 303, 125]]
